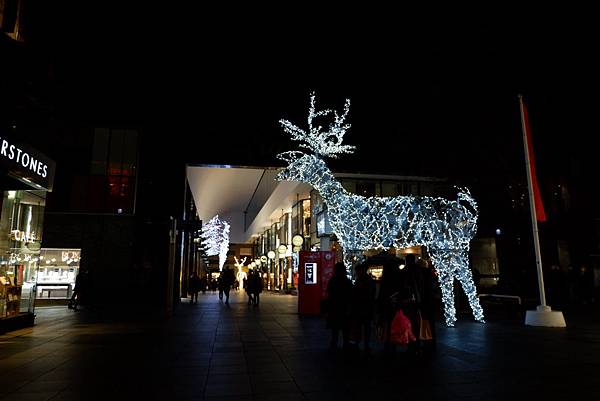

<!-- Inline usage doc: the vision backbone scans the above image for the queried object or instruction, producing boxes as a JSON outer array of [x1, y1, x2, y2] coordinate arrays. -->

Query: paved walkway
[[0, 291, 599, 400]]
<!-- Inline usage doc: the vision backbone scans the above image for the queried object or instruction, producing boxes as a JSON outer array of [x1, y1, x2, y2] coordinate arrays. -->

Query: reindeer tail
[[456, 187, 479, 217]]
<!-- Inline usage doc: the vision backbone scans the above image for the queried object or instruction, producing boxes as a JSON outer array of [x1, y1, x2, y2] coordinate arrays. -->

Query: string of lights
[[276, 94, 484, 326]]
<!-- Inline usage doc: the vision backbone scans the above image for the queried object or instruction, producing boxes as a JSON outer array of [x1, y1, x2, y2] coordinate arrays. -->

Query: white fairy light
[[279, 92, 355, 159], [234, 256, 248, 289], [276, 94, 484, 326], [201, 215, 230, 271]]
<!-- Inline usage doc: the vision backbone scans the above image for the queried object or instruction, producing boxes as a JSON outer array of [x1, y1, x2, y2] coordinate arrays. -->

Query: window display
[[0, 190, 48, 318], [36, 248, 81, 299]]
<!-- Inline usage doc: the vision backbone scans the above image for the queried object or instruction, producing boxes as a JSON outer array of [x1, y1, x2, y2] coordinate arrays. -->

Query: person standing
[[350, 262, 376, 351], [377, 258, 403, 353], [189, 272, 201, 303], [250, 270, 263, 306], [326, 262, 352, 350], [200, 275, 207, 294], [416, 258, 437, 353]]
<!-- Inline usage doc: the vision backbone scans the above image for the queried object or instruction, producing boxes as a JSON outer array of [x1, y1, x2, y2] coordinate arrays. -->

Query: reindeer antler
[[279, 92, 355, 158]]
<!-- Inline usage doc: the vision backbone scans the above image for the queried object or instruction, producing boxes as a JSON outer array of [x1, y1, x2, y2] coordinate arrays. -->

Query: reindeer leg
[[437, 268, 458, 327], [454, 250, 485, 323], [429, 249, 457, 327]]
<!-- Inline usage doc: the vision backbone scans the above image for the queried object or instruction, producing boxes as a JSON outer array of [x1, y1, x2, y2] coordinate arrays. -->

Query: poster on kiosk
[[298, 251, 336, 315]]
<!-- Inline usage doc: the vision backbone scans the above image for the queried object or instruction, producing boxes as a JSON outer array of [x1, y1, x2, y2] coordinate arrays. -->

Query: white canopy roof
[[186, 165, 311, 243]]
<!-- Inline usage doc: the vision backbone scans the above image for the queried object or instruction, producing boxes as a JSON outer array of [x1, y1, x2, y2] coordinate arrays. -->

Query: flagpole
[[518, 94, 547, 308], [518, 94, 566, 327]]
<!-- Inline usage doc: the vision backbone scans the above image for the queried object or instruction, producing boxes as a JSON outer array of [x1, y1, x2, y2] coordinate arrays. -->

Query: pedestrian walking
[[221, 267, 235, 304]]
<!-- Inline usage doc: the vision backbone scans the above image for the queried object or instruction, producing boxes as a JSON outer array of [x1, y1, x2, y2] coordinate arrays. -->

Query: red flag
[[520, 96, 547, 222]]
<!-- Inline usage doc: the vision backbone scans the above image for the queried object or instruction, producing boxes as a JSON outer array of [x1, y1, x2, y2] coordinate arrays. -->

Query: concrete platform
[[0, 291, 598, 400]]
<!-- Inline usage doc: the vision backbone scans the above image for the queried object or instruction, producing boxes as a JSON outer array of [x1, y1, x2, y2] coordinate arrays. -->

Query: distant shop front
[[0, 135, 55, 333]]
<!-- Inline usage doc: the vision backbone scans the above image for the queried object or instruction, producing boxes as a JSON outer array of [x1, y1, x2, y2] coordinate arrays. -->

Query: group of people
[[326, 253, 437, 355], [188, 272, 208, 303], [243, 270, 263, 306], [189, 266, 237, 304]]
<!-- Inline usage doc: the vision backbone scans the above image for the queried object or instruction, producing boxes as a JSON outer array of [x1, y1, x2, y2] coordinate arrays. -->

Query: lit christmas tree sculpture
[[276, 93, 484, 326], [201, 215, 230, 271]]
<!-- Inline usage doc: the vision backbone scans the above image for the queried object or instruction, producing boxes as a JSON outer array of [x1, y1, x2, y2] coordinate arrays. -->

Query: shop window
[[381, 182, 399, 197], [400, 182, 419, 196], [356, 181, 379, 196], [89, 128, 138, 214], [341, 179, 356, 193], [0, 190, 46, 319], [36, 248, 81, 300]]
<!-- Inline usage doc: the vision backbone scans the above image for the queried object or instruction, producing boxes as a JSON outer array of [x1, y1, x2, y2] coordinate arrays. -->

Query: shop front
[[35, 248, 81, 303], [0, 135, 55, 333]]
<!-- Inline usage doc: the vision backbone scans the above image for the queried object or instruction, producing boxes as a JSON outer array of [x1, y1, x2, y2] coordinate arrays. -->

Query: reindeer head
[[276, 93, 355, 182]]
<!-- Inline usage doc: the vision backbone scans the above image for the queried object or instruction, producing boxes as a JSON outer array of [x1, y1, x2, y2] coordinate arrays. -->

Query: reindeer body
[[276, 94, 484, 326]]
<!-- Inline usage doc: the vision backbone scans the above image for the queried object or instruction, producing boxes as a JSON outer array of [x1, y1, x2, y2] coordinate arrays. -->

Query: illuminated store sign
[[10, 230, 37, 242], [0, 135, 56, 191]]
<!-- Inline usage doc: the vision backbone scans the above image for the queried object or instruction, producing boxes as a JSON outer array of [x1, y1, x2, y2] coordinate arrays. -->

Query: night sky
[[24, 6, 599, 183]]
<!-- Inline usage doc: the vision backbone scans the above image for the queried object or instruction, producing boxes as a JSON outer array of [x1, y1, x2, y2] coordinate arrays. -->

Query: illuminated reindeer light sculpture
[[276, 94, 484, 326]]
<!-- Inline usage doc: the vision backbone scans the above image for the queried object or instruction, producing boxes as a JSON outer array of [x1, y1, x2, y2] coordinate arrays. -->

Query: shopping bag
[[390, 310, 416, 345], [419, 318, 433, 341]]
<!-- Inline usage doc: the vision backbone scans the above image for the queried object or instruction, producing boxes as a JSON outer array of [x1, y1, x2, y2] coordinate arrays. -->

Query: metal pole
[[518, 95, 547, 308]]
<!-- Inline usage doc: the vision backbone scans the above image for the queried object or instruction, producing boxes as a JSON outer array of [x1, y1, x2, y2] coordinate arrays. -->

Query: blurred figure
[[377, 258, 403, 353], [68, 270, 87, 311], [249, 270, 263, 306], [189, 272, 200, 303], [200, 275, 208, 294], [221, 267, 235, 304], [350, 262, 376, 351], [400, 254, 423, 355], [327, 262, 352, 350]]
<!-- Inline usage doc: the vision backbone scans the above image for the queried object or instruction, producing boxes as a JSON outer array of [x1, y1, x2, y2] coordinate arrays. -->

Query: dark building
[[0, 3, 58, 332]]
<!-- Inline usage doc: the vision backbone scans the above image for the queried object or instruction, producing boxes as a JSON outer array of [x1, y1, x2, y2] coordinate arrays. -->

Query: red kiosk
[[298, 250, 336, 315]]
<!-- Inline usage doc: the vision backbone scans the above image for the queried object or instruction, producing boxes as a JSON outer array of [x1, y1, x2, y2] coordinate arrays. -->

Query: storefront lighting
[[292, 235, 304, 247], [275, 93, 484, 326]]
